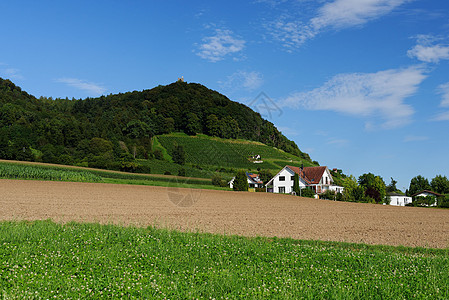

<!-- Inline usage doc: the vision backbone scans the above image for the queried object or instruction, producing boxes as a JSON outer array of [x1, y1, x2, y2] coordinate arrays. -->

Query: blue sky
[[1, 0, 448, 190]]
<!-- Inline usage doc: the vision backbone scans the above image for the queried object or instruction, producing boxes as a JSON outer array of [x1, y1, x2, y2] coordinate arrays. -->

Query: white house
[[387, 192, 412, 206], [265, 165, 343, 195], [228, 172, 264, 189], [411, 190, 443, 207]]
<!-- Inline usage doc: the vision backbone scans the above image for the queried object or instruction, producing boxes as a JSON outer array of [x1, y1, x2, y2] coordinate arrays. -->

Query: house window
[[279, 187, 285, 193], [291, 176, 295, 181], [326, 177, 328, 185], [279, 176, 285, 181]]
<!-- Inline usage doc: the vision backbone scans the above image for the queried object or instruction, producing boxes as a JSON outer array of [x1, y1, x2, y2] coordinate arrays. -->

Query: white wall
[[390, 196, 412, 206], [272, 168, 306, 194]]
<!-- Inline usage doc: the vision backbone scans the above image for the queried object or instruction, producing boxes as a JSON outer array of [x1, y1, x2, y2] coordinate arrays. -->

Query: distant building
[[265, 165, 343, 195], [228, 172, 263, 190], [387, 192, 412, 206], [411, 190, 444, 207], [177, 76, 185, 82]]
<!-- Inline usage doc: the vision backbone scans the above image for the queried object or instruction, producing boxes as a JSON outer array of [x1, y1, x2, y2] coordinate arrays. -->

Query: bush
[[320, 190, 336, 200], [178, 168, 186, 177], [300, 188, 315, 198], [212, 173, 225, 187]]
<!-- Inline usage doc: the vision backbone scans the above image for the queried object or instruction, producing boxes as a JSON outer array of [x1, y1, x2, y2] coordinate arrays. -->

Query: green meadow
[[1, 220, 448, 299]]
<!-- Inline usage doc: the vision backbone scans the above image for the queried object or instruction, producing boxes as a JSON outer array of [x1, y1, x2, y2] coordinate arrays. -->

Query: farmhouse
[[265, 165, 343, 195], [228, 172, 264, 189], [387, 192, 412, 206]]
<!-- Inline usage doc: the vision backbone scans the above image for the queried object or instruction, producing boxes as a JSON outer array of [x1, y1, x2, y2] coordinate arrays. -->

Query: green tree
[[293, 173, 300, 195], [258, 169, 273, 185], [185, 113, 201, 135], [89, 138, 113, 156], [358, 173, 386, 203], [206, 114, 220, 137], [408, 175, 431, 196], [431, 175, 449, 194], [386, 177, 399, 193], [233, 171, 249, 191]]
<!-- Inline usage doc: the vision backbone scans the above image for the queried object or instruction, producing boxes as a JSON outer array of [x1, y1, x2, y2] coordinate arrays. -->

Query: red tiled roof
[[286, 165, 327, 184], [247, 173, 263, 184]]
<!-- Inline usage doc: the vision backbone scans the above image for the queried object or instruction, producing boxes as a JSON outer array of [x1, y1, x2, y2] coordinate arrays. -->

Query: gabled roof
[[286, 165, 328, 185], [246, 172, 263, 184], [411, 190, 443, 197]]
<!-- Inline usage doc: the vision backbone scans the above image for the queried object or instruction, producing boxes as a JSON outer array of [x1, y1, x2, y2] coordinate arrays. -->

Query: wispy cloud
[[407, 34, 449, 63], [438, 82, 449, 107], [219, 70, 264, 91], [0, 65, 24, 80], [403, 135, 429, 142], [327, 138, 350, 147], [433, 82, 449, 121], [266, 0, 411, 49], [56, 78, 106, 96], [196, 29, 245, 62], [281, 66, 427, 129]]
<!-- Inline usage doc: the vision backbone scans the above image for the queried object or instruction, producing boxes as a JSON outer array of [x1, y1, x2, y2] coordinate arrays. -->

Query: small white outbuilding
[[387, 192, 412, 206]]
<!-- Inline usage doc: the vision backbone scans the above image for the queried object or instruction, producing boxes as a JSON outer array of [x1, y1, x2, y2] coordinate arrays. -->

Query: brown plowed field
[[1, 179, 449, 249]]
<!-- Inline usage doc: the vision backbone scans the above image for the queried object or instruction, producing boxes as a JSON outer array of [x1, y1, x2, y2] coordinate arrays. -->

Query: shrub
[[300, 188, 315, 198], [178, 168, 186, 177]]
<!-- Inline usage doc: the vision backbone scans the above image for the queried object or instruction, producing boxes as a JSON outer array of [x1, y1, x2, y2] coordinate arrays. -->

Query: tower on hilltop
[[177, 76, 184, 82]]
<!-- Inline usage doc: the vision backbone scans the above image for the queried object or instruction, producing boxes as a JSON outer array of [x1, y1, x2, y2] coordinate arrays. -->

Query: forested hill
[[0, 77, 311, 168]]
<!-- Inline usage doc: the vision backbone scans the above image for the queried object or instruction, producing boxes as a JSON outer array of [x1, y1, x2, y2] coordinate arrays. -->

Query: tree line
[[0, 78, 311, 172]]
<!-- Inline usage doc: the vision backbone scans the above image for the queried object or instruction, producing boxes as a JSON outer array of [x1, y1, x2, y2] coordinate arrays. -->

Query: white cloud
[[219, 71, 264, 91], [196, 29, 245, 62], [407, 35, 449, 63], [56, 78, 106, 96], [433, 82, 449, 122], [267, 0, 410, 49], [311, 0, 410, 30], [281, 66, 427, 129], [434, 111, 449, 121], [438, 82, 449, 107]]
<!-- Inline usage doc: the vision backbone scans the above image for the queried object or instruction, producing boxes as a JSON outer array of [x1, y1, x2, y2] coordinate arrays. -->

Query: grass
[[1, 220, 448, 299]]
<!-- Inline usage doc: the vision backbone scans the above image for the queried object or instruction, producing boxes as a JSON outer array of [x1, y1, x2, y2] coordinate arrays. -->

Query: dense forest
[[0, 78, 311, 172]]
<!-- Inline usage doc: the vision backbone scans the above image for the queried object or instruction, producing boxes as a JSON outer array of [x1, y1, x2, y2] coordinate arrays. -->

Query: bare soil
[[1, 179, 449, 249]]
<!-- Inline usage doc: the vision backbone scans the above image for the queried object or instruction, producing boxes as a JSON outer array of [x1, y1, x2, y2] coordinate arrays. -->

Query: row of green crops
[[0, 162, 102, 182], [1, 220, 448, 299]]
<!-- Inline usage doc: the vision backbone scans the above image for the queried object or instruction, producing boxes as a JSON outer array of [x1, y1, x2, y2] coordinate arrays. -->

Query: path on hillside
[[1, 179, 449, 248]]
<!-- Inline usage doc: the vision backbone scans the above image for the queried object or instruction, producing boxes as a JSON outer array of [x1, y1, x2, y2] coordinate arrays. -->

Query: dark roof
[[388, 192, 407, 197], [411, 190, 443, 197], [286, 165, 328, 184]]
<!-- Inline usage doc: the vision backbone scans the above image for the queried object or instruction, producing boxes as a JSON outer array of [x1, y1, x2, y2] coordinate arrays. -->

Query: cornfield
[[0, 162, 102, 182]]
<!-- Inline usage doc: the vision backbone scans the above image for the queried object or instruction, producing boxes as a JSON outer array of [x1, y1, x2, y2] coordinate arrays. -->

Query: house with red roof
[[228, 172, 264, 189], [265, 165, 343, 195]]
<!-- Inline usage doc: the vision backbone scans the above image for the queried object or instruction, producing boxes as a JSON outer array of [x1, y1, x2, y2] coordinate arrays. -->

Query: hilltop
[[0, 77, 313, 178]]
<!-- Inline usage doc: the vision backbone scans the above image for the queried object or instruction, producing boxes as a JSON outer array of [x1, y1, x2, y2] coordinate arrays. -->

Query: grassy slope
[[0, 220, 448, 299]]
